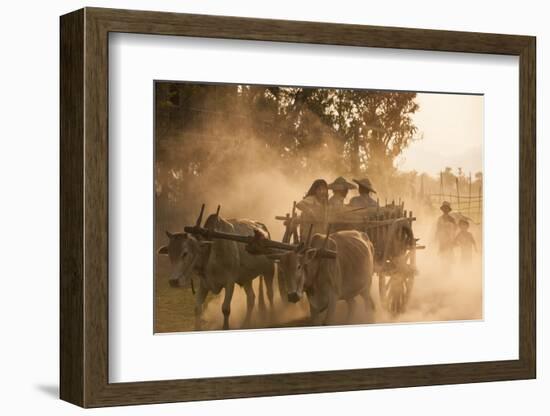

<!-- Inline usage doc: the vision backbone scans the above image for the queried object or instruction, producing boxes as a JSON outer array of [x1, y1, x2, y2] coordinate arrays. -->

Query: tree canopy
[[155, 83, 421, 190]]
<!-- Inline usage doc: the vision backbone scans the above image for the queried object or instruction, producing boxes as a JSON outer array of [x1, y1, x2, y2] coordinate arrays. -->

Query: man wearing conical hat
[[349, 177, 379, 209], [435, 201, 457, 262], [327, 176, 356, 209]]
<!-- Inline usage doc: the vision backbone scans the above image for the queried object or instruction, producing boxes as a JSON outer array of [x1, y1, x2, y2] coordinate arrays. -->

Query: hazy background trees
[[156, 83, 421, 207]]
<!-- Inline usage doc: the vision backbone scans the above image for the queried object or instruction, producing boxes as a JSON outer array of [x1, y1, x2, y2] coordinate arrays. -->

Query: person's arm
[[434, 217, 442, 240], [469, 233, 477, 252], [296, 197, 315, 217]]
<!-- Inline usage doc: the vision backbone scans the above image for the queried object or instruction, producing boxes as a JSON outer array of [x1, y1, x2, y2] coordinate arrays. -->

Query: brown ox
[[273, 230, 374, 325]]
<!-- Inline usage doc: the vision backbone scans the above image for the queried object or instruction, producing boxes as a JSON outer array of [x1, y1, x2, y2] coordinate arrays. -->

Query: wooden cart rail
[[276, 216, 417, 228]]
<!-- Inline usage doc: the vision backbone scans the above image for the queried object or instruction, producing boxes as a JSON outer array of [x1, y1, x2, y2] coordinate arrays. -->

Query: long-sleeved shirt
[[328, 194, 346, 209], [349, 194, 378, 209], [454, 230, 476, 262], [435, 214, 457, 252], [296, 195, 328, 239]]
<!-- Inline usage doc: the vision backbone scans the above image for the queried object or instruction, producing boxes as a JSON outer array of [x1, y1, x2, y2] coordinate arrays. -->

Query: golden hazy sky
[[398, 93, 483, 177]]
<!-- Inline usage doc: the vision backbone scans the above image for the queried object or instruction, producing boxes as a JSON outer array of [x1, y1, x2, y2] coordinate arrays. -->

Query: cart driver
[[349, 177, 379, 209]]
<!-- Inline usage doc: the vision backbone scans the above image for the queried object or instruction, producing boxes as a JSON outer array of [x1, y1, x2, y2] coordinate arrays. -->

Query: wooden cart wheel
[[378, 221, 416, 315]]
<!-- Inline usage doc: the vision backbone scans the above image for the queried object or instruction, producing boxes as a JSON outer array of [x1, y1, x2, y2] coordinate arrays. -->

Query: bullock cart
[[276, 200, 424, 315], [183, 202, 423, 316]]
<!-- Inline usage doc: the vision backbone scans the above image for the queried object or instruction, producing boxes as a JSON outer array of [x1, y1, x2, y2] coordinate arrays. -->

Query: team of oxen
[[158, 206, 375, 330]]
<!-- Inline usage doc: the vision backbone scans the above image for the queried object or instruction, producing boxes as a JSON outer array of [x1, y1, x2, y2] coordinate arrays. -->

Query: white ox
[[158, 214, 275, 330]]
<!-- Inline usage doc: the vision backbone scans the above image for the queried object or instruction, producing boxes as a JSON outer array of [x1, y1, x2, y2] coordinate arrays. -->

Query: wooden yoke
[[184, 204, 337, 258]]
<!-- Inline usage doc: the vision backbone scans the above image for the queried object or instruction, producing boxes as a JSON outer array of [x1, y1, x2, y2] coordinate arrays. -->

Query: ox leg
[[242, 281, 256, 328], [264, 274, 275, 312], [346, 298, 356, 323], [359, 286, 375, 323], [258, 276, 267, 316], [194, 284, 208, 331], [325, 294, 338, 325], [309, 305, 322, 326], [222, 283, 235, 330], [307, 293, 325, 326], [277, 273, 288, 305]]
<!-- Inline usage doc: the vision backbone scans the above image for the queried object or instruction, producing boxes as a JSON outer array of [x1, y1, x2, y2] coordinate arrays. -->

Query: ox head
[[157, 231, 212, 288], [269, 249, 306, 303], [269, 226, 334, 303]]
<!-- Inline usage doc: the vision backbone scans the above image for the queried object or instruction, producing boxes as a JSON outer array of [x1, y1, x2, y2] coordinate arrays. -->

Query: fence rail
[[425, 171, 483, 223]]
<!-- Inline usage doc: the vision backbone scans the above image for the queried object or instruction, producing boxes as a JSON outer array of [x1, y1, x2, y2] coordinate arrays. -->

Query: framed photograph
[[60, 7, 536, 408]]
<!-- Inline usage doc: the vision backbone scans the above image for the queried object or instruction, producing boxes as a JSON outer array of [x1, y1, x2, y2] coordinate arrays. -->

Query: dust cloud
[[370, 201, 483, 326], [157, 125, 343, 241]]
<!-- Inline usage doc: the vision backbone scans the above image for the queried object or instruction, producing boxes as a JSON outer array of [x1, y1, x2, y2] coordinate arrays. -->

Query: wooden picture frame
[[60, 7, 536, 408]]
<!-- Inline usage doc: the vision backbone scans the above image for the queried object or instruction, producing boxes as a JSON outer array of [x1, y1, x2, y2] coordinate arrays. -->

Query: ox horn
[[195, 203, 205, 227], [215, 204, 221, 217]]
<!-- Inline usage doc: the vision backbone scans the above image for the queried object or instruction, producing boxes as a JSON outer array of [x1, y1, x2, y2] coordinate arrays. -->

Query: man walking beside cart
[[435, 200, 457, 263]]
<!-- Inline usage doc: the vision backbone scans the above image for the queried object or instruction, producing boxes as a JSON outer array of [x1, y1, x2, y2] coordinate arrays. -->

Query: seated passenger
[[327, 176, 356, 210], [349, 177, 379, 209], [296, 179, 329, 239]]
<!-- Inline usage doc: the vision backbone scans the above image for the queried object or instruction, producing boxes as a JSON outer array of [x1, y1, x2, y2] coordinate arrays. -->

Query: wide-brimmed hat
[[353, 177, 376, 193], [440, 201, 452, 212], [328, 176, 356, 191]]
